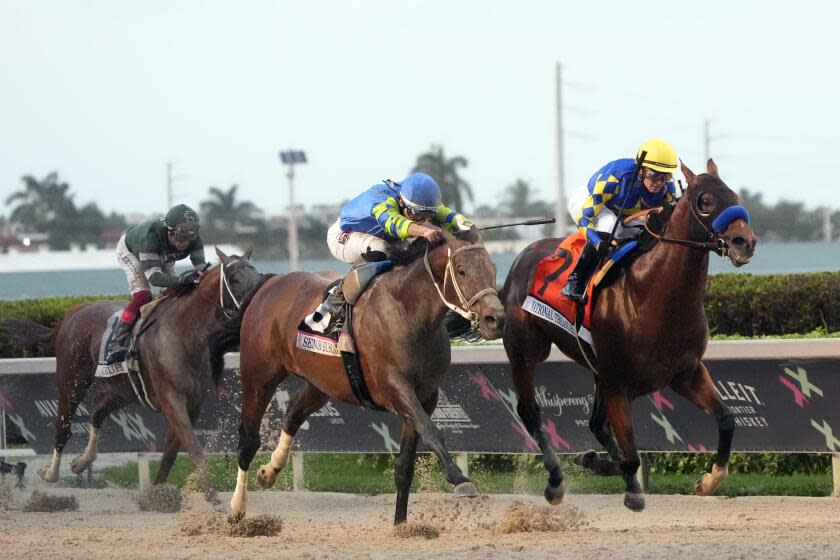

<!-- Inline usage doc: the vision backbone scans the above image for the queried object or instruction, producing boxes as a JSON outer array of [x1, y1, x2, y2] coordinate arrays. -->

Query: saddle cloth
[[523, 233, 594, 344], [94, 298, 167, 411], [296, 281, 344, 357]]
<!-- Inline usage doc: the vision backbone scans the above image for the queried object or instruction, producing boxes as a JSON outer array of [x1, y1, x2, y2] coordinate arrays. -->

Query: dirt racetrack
[[2, 486, 839, 560]]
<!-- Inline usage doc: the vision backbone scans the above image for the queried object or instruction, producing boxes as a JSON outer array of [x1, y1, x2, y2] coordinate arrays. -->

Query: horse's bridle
[[642, 191, 750, 258], [219, 259, 245, 319], [423, 243, 498, 328]]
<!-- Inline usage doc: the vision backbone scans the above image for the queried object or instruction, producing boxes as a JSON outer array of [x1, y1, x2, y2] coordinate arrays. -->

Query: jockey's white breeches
[[326, 219, 392, 265], [117, 235, 152, 294], [567, 185, 644, 240]]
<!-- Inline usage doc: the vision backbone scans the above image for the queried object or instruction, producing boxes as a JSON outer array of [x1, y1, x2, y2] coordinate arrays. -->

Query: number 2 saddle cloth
[[523, 232, 638, 354]]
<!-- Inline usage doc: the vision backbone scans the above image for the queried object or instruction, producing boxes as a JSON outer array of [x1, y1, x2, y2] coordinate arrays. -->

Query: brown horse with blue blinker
[[501, 160, 757, 511], [218, 226, 504, 525]]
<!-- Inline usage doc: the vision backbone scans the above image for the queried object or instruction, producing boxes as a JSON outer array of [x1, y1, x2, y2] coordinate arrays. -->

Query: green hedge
[[706, 272, 840, 336], [0, 295, 125, 358], [2, 271, 840, 358]]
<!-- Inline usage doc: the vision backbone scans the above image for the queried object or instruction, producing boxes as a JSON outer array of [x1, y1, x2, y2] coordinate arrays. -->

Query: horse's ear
[[243, 247, 253, 261], [680, 160, 698, 188], [215, 245, 230, 265], [707, 158, 720, 177]]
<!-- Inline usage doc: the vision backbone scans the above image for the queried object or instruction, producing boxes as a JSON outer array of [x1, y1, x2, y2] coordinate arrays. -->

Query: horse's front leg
[[505, 320, 565, 504], [390, 378, 476, 498], [602, 388, 645, 511], [670, 361, 733, 496]]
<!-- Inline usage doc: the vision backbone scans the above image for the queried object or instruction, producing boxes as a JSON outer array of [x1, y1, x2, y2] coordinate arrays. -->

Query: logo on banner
[[779, 366, 823, 407], [273, 388, 343, 429], [371, 421, 400, 452], [714, 379, 768, 428], [110, 410, 156, 444], [535, 386, 593, 417], [431, 390, 479, 433]]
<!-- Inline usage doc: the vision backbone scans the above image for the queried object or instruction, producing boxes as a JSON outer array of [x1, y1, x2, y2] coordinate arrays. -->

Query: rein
[[423, 243, 497, 328], [219, 259, 244, 319], [640, 195, 749, 258]]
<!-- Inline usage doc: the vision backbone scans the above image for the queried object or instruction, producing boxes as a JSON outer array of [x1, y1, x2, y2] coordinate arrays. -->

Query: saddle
[[94, 298, 168, 410], [297, 261, 393, 410], [523, 233, 640, 371]]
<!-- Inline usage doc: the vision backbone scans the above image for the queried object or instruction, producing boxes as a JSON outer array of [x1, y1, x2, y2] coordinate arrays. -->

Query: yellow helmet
[[636, 139, 677, 173]]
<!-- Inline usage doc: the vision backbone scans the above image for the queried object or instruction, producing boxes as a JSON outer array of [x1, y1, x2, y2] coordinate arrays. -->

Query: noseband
[[644, 193, 750, 258], [423, 243, 498, 329]]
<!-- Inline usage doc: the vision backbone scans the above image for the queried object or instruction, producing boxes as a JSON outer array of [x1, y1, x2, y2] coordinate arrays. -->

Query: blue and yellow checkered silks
[[575, 158, 676, 242], [340, 181, 467, 240]]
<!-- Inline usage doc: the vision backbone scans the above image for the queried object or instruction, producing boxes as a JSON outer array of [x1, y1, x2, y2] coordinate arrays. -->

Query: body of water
[[0, 241, 837, 300]]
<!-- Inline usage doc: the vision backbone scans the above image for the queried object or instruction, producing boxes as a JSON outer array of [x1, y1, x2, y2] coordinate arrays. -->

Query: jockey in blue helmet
[[321, 172, 472, 312]]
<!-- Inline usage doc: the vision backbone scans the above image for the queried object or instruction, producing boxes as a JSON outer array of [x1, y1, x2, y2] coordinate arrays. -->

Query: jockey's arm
[[372, 198, 416, 239], [141, 259, 181, 288], [435, 204, 472, 232], [574, 175, 620, 247]]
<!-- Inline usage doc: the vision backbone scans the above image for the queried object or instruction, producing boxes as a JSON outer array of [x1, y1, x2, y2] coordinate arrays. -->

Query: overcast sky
[[1, 0, 837, 219]]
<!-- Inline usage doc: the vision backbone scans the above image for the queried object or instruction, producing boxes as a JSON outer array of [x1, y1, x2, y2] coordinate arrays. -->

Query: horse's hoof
[[574, 450, 598, 469], [694, 473, 714, 496], [544, 482, 565, 505], [70, 456, 89, 475], [623, 492, 646, 512], [256, 465, 276, 489], [453, 481, 479, 498], [228, 512, 245, 524], [37, 466, 57, 483]]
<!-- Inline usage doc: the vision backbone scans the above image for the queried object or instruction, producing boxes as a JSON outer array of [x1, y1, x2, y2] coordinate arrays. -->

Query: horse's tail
[[0, 318, 56, 357], [208, 273, 276, 388]]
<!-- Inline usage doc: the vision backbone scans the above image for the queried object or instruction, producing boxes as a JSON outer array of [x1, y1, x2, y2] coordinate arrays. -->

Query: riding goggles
[[643, 168, 672, 183], [168, 223, 199, 241]]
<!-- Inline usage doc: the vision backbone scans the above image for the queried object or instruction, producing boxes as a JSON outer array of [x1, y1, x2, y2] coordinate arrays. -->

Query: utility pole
[[703, 119, 712, 162], [279, 150, 307, 272], [823, 207, 833, 242], [554, 61, 569, 237], [166, 161, 174, 208]]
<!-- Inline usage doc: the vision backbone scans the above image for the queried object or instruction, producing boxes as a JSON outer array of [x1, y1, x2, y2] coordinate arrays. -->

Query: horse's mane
[[207, 272, 277, 388], [388, 227, 483, 267]]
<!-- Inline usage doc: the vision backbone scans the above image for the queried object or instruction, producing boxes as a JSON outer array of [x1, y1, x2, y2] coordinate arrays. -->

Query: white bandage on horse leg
[[267, 431, 294, 472], [230, 467, 249, 515]]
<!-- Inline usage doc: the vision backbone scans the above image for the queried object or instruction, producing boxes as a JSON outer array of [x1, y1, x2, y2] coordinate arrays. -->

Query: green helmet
[[165, 204, 200, 240]]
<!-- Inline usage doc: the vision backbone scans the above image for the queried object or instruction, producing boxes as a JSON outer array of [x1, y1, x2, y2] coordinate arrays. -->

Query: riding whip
[[479, 217, 555, 231]]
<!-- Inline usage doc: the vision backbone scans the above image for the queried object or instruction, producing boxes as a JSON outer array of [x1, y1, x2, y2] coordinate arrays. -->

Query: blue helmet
[[399, 173, 441, 212]]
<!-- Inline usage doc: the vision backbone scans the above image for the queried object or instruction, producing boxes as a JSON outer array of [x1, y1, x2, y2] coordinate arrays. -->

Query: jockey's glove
[[179, 269, 201, 286], [453, 215, 473, 231]]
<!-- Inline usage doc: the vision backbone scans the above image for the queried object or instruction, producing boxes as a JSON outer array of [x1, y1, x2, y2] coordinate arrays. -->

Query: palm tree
[[6, 173, 76, 232], [411, 145, 473, 211], [200, 185, 260, 239], [500, 179, 552, 217]]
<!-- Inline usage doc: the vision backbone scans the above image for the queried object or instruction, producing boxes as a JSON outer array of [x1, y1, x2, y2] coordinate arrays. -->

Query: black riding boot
[[560, 242, 601, 303], [103, 319, 133, 364]]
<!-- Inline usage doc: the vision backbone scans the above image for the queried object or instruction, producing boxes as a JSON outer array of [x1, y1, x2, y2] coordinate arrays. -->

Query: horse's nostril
[[484, 315, 497, 326], [731, 236, 747, 247]]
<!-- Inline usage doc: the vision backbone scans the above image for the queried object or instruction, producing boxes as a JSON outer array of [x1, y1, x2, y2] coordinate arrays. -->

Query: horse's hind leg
[[603, 389, 645, 511], [71, 388, 125, 474], [256, 381, 327, 489], [154, 428, 180, 485], [504, 319, 565, 504], [38, 367, 93, 482], [670, 361, 734, 496], [230, 369, 287, 520], [158, 392, 214, 502], [575, 385, 623, 476]]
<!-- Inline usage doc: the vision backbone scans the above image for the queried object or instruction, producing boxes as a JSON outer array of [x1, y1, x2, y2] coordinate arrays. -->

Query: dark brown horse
[[501, 160, 757, 511], [219, 227, 504, 524], [15, 248, 263, 495]]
